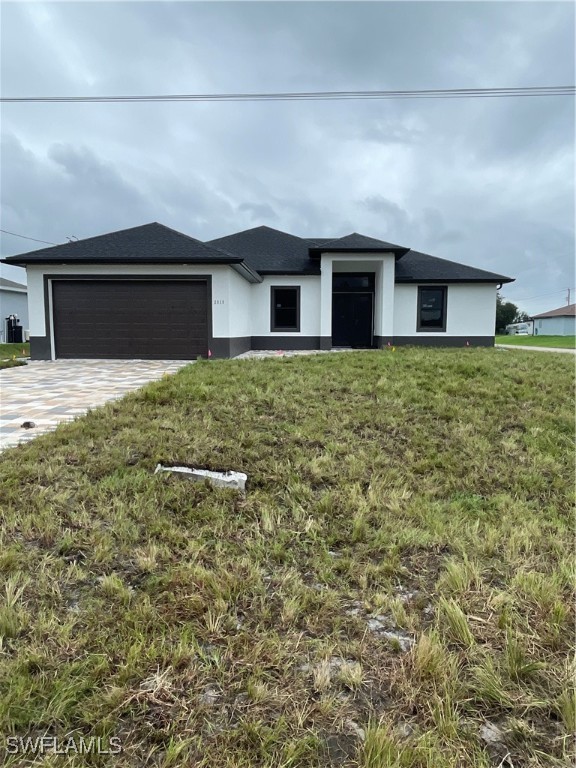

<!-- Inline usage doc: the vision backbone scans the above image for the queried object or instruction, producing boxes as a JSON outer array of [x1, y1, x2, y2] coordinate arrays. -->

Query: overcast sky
[[1, 1, 574, 315]]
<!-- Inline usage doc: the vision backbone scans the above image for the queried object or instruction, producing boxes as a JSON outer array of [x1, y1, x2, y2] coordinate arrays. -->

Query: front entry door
[[332, 293, 374, 347]]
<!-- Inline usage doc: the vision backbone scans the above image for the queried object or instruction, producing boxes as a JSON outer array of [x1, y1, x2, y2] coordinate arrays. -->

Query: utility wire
[[0, 229, 57, 245], [511, 288, 576, 302], [1, 85, 574, 104]]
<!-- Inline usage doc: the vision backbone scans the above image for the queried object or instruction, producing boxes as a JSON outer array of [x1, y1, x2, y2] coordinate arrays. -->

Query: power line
[[1, 85, 574, 104], [511, 288, 576, 302], [0, 229, 57, 245]]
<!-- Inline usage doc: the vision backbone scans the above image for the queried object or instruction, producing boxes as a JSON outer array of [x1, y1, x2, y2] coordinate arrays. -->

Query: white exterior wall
[[250, 275, 321, 336], [25, 261, 500, 355], [535, 316, 576, 336], [393, 283, 497, 337], [227, 269, 252, 338], [321, 253, 396, 338], [26, 263, 236, 341]]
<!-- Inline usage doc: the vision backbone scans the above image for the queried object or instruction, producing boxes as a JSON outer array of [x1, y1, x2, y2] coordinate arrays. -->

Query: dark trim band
[[393, 336, 494, 347]]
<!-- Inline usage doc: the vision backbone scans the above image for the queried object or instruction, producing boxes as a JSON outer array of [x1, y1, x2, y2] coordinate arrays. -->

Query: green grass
[[0, 342, 30, 361], [496, 335, 575, 349], [0, 343, 30, 369], [0, 349, 574, 767]]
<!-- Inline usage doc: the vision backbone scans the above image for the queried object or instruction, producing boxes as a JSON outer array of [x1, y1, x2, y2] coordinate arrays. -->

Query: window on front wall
[[271, 286, 300, 332], [417, 286, 447, 331]]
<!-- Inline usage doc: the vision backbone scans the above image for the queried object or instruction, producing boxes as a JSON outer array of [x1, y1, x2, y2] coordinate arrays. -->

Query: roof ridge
[[156, 223, 239, 259], [209, 224, 308, 243]]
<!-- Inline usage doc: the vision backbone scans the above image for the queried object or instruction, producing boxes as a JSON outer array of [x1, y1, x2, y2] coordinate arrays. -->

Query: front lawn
[[0, 350, 573, 767], [0, 342, 30, 360], [496, 335, 575, 349], [0, 342, 30, 369]]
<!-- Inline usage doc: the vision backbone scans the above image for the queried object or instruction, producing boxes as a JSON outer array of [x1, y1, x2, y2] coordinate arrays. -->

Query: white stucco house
[[532, 303, 576, 336], [0, 277, 28, 343], [2, 223, 513, 360]]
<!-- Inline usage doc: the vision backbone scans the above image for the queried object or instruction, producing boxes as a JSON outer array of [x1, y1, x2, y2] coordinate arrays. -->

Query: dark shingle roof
[[532, 303, 576, 319], [395, 250, 513, 284], [2, 221, 514, 284], [309, 232, 409, 253], [208, 225, 320, 273], [208, 227, 408, 272], [2, 223, 242, 266]]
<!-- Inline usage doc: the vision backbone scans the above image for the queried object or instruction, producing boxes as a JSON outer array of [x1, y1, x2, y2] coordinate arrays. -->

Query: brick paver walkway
[[0, 359, 191, 451]]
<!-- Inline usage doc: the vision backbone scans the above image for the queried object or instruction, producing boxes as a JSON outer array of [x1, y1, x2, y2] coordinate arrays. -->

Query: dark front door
[[332, 293, 374, 347], [52, 280, 209, 360]]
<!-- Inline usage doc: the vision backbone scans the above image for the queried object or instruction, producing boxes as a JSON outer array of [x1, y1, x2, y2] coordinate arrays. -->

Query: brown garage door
[[52, 280, 209, 359]]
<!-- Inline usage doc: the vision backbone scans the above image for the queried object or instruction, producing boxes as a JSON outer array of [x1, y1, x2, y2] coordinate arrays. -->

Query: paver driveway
[[0, 359, 191, 452]]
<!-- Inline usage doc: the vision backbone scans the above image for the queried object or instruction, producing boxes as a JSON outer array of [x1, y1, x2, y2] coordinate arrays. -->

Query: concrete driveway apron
[[0, 359, 191, 452]]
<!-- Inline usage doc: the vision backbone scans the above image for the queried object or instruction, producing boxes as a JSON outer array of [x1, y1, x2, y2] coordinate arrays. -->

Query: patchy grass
[[0, 342, 30, 360], [0, 359, 26, 370], [0, 349, 573, 767], [496, 335, 575, 349]]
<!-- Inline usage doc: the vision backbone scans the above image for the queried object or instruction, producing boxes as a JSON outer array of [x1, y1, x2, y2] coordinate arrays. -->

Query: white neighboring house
[[0, 277, 28, 343], [532, 303, 576, 336], [1, 223, 514, 360]]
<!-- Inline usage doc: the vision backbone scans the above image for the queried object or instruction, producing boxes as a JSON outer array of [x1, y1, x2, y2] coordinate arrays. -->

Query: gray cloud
[[0, 1, 573, 314], [238, 202, 278, 221]]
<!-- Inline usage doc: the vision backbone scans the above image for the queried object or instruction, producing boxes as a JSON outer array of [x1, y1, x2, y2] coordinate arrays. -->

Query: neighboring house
[[0, 277, 28, 343], [1, 223, 514, 360], [532, 303, 576, 336]]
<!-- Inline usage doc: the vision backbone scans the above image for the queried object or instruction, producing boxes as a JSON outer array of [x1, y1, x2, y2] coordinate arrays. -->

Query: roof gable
[[3, 223, 241, 266], [310, 232, 408, 252], [208, 225, 320, 273]]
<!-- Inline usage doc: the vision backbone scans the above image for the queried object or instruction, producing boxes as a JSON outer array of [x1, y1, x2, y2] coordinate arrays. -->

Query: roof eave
[[1, 256, 244, 267], [395, 276, 514, 284], [230, 261, 263, 283], [257, 268, 321, 276], [309, 247, 410, 258]]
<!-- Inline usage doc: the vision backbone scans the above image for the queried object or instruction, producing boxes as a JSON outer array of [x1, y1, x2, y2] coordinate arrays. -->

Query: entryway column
[[320, 255, 333, 349], [377, 254, 395, 344]]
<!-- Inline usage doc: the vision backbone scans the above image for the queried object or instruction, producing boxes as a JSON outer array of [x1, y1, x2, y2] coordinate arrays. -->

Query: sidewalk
[[495, 344, 575, 355]]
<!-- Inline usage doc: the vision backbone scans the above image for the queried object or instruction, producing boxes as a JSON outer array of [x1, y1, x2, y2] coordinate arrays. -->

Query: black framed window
[[417, 286, 447, 331], [271, 286, 300, 332]]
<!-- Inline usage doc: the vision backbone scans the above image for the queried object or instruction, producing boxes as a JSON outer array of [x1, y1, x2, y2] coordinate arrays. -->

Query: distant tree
[[514, 310, 531, 323], [495, 292, 524, 333]]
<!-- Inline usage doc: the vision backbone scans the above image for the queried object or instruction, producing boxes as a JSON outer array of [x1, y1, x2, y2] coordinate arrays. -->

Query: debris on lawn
[[198, 686, 221, 707], [479, 721, 505, 744], [344, 718, 366, 742], [395, 722, 416, 740], [346, 601, 415, 651], [154, 464, 247, 491], [20, 421, 36, 429]]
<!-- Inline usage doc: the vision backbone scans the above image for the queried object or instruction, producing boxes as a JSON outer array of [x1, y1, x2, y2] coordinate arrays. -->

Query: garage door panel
[[53, 280, 209, 359]]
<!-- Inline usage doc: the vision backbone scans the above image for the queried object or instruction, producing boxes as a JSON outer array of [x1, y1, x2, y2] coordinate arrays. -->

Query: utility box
[[5, 315, 23, 343]]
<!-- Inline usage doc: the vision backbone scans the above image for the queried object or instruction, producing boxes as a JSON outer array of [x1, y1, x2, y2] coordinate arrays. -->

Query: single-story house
[[2, 223, 514, 360], [532, 303, 576, 336], [0, 276, 28, 343]]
